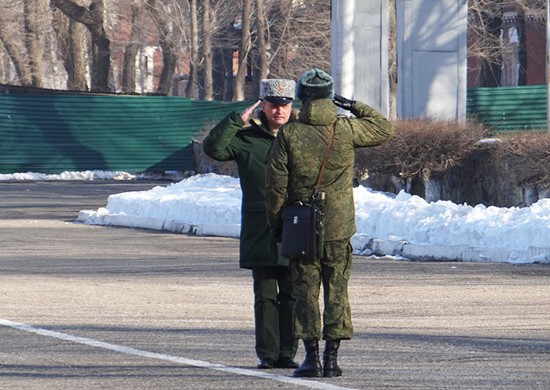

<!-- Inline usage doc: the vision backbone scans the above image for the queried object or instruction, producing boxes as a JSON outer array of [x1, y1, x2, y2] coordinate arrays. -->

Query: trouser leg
[[290, 257, 322, 341], [252, 267, 279, 361], [276, 266, 298, 360], [321, 240, 354, 341]]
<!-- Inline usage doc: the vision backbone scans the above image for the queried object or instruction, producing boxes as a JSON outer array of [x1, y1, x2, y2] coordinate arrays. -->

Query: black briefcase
[[281, 203, 323, 261]]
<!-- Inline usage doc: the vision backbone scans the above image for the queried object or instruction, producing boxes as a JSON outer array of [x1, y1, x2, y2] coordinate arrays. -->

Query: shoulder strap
[[313, 124, 336, 194]]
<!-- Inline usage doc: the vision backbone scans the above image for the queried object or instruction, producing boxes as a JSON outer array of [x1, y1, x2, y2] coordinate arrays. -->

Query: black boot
[[323, 340, 342, 377], [293, 339, 322, 377]]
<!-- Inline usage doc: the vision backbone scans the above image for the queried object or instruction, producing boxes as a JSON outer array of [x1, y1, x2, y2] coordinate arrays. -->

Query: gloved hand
[[333, 94, 355, 110], [271, 226, 282, 243]]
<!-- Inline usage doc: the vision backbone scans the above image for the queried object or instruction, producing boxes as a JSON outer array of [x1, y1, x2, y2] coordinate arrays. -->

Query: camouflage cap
[[260, 79, 296, 105]]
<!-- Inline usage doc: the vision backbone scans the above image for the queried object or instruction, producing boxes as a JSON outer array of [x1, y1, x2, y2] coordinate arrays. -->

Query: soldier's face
[[262, 101, 292, 132]]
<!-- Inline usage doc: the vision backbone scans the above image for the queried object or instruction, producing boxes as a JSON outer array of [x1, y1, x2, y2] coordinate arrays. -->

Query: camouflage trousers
[[290, 239, 354, 341]]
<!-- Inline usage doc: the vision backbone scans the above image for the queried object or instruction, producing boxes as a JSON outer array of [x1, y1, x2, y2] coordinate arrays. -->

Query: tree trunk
[[51, 0, 111, 92], [24, 0, 48, 88], [0, 22, 33, 86], [0, 43, 4, 83], [68, 20, 88, 90], [147, 0, 177, 95], [233, 0, 251, 101], [121, 1, 145, 93], [202, 0, 214, 100], [52, 7, 88, 91], [185, 0, 199, 99], [253, 0, 267, 97], [479, 10, 502, 87]]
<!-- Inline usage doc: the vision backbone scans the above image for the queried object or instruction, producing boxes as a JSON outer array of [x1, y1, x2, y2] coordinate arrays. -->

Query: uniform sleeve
[[265, 130, 289, 231], [202, 111, 244, 161], [344, 101, 394, 147]]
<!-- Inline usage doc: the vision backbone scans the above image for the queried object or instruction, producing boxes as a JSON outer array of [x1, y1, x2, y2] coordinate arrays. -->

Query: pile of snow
[[4, 170, 549, 264], [72, 172, 550, 265]]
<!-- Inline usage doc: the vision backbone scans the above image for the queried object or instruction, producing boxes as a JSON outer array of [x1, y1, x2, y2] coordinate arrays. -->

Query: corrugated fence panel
[[3, 86, 547, 174], [0, 93, 250, 174], [466, 85, 547, 131]]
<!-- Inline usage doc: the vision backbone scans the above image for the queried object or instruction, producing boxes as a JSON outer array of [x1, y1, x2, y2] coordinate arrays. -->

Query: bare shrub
[[356, 119, 488, 185], [492, 131, 550, 187]]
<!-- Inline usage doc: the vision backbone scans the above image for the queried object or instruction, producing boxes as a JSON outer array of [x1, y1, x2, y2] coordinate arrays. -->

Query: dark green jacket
[[265, 99, 394, 242], [202, 111, 287, 269]]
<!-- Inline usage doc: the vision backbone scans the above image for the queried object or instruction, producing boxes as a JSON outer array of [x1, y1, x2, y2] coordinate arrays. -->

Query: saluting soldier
[[202, 79, 299, 370], [265, 68, 394, 378]]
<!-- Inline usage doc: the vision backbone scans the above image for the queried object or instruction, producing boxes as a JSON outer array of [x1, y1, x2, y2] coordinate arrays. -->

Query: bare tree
[[51, 2, 89, 90], [146, 0, 178, 95], [266, 0, 330, 80], [0, 42, 4, 83], [233, 0, 251, 101], [0, 0, 38, 86], [24, 0, 49, 87], [185, 0, 199, 98], [468, 0, 545, 87], [208, 0, 242, 100], [120, 0, 145, 93], [202, 0, 214, 100], [1, 0, 545, 99], [50, 0, 111, 92], [252, 0, 267, 96], [0, 28, 33, 85]]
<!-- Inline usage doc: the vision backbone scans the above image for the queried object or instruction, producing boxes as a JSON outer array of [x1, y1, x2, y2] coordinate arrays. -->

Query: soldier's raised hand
[[241, 100, 262, 122], [333, 94, 355, 111]]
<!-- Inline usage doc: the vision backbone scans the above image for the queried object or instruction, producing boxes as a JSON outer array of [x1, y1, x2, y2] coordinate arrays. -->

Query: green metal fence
[[0, 91, 250, 174], [466, 85, 547, 131], [1, 85, 547, 174]]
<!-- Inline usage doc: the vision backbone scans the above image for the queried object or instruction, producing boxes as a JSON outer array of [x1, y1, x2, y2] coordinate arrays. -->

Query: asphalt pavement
[[0, 180, 549, 389]]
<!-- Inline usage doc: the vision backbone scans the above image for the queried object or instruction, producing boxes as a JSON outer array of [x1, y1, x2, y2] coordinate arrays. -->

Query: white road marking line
[[0, 318, 357, 390]]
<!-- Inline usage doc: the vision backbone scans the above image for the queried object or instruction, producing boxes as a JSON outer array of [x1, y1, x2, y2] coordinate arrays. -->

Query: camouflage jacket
[[202, 110, 287, 269], [265, 99, 394, 242]]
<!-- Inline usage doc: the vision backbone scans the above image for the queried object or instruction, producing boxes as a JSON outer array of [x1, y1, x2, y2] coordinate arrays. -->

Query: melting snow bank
[[77, 174, 242, 237], [1, 170, 138, 181], [0, 170, 189, 182], [77, 173, 550, 264], [352, 236, 550, 264]]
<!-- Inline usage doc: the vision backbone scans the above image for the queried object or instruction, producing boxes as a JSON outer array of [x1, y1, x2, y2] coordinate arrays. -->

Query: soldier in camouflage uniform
[[202, 79, 300, 370], [265, 68, 394, 378]]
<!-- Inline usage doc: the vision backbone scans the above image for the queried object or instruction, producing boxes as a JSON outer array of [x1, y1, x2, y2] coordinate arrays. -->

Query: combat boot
[[293, 339, 322, 377], [323, 339, 342, 377]]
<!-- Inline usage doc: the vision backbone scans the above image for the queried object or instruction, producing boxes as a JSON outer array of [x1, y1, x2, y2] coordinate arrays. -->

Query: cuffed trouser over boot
[[323, 340, 342, 377], [252, 267, 298, 364], [293, 339, 322, 377]]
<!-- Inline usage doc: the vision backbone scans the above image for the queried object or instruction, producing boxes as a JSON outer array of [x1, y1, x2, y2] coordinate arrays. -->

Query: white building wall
[[331, 0, 390, 116], [396, 0, 467, 121], [331, 0, 467, 121]]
